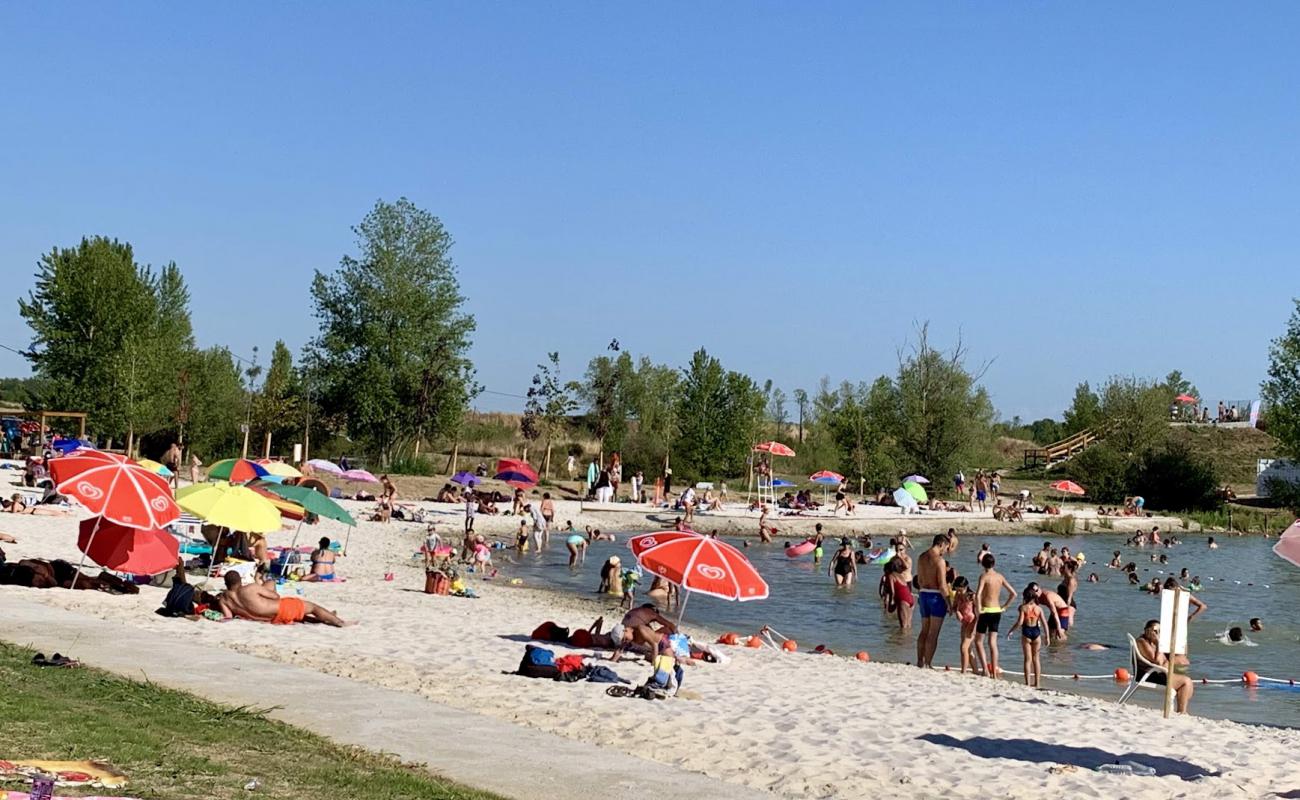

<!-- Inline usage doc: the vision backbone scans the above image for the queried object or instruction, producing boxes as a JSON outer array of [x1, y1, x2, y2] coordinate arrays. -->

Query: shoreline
[[0, 508, 1295, 799]]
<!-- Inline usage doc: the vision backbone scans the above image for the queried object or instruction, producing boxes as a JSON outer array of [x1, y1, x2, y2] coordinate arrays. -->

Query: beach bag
[[159, 582, 196, 617], [530, 621, 570, 642], [555, 654, 588, 682], [517, 645, 559, 679], [425, 571, 449, 595]]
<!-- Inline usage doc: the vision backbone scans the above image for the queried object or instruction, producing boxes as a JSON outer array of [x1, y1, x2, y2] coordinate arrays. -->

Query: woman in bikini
[[302, 537, 337, 581], [1007, 585, 1045, 687]]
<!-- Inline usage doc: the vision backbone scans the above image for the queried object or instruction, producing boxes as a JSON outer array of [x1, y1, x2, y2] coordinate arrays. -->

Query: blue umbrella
[[451, 470, 480, 486], [771, 478, 796, 488], [53, 438, 95, 453]]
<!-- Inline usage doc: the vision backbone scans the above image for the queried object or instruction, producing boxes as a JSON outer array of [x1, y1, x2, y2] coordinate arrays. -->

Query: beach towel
[[0, 760, 127, 788]]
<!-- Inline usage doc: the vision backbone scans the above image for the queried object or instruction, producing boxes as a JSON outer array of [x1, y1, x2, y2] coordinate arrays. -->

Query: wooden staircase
[[1023, 428, 1099, 469]]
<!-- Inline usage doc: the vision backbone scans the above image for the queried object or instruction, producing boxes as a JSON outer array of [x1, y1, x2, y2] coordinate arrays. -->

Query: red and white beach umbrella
[[77, 516, 179, 576], [628, 531, 769, 604], [51, 453, 180, 528], [1049, 480, 1086, 496], [753, 441, 796, 457]]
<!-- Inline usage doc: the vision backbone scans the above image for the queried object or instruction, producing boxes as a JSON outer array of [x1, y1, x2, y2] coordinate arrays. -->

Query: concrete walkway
[[0, 598, 767, 800]]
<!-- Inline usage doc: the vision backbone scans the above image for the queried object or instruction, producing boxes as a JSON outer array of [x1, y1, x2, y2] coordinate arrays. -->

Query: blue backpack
[[525, 645, 555, 667]]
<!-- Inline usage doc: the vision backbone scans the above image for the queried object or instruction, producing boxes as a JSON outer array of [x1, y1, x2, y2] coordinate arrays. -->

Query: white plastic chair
[[1117, 633, 1166, 705]]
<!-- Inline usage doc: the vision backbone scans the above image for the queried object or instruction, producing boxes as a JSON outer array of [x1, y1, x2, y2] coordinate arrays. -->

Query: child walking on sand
[[1007, 586, 1045, 687], [951, 576, 977, 674]]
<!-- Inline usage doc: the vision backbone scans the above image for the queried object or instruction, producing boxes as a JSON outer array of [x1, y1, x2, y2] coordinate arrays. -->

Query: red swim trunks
[[272, 596, 307, 625]]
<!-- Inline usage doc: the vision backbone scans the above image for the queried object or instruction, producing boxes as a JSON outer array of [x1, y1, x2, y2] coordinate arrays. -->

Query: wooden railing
[[1024, 428, 1098, 469]]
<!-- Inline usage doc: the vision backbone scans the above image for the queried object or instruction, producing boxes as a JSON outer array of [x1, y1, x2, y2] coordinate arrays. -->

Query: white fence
[[1258, 459, 1300, 496]]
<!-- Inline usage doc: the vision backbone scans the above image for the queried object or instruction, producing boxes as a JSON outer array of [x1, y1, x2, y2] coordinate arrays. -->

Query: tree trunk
[[263, 431, 272, 459], [445, 442, 459, 474], [522, 445, 529, 464], [544, 442, 553, 478]]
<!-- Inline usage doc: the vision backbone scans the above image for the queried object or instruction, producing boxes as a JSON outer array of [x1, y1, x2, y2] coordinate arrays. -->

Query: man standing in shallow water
[[916, 534, 950, 668]]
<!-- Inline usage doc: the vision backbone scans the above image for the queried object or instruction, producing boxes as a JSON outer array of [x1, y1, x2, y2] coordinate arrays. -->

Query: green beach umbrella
[[256, 482, 355, 526], [902, 481, 928, 504]]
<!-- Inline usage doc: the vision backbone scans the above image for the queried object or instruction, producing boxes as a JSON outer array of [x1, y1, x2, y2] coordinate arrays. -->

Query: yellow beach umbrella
[[176, 481, 282, 533], [256, 460, 303, 479]]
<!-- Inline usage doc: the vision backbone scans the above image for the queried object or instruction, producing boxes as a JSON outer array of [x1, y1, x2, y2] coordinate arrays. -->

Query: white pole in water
[[1164, 585, 1182, 719]]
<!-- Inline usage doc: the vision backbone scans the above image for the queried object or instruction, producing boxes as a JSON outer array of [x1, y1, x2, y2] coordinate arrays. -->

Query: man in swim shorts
[[974, 553, 1015, 678], [217, 572, 352, 627], [915, 534, 950, 668]]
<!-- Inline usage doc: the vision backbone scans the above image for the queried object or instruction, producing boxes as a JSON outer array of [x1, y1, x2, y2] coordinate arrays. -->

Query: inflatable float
[[785, 540, 816, 558]]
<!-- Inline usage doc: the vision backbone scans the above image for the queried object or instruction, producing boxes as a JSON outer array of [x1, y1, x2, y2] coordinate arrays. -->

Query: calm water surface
[[500, 532, 1300, 727]]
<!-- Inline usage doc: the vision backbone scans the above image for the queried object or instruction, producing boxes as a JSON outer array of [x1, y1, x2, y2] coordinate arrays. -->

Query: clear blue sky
[[2, 3, 1295, 421]]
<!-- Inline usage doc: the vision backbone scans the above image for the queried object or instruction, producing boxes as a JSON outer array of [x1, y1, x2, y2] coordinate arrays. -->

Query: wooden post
[[263, 431, 272, 459], [1164, 585, 1182, 719]]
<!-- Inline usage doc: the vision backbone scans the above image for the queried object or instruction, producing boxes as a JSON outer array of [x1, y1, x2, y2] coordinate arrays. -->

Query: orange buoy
[[746, 635, 763, 648], [717, 632, 739, 646], [782, 639, 798, 652], [855, 651, 870, 662], [1243, 671, 1260, 686], [1114, 668, 1130, 683]]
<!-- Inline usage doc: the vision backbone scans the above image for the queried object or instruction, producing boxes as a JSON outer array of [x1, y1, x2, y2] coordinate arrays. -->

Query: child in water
[[950, 576, 977, 674], [1007, 586, 1045, 687]]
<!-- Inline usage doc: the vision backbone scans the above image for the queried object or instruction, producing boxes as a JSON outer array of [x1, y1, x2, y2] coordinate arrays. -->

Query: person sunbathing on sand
[[217, 572, 352, 626], [301, 537, 337, 582], [612, 603, 677, 662]]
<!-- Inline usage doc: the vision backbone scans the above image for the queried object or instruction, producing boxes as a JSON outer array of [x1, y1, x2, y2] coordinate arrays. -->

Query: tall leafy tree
[[306, 199, 477, 466], [1098, 375, 1170, 456], [521, 352, 577, 475], [251, 340, 300, 456], [622, 357, 680, 475], [179, 346, 246, 459], [1062, 381, 1103, 437], [18, 237, 193, 446], [674, 348, 765, 479], [825, 377, 901, 488], [1262, 298, 1300, 461], [893, 325, 995, 482], [579, 348, 633, 462]]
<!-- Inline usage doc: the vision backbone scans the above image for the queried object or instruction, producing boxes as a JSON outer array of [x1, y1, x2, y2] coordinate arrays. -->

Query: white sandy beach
[[0, 501, 1294, 800]]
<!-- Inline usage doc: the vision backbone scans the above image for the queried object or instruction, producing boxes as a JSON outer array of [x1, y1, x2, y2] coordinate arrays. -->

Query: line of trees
[[14, 198, 479, 467]]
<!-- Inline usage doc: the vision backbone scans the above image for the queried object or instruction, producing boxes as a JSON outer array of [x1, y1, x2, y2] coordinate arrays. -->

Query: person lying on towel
[[217, 572, 353, 627]]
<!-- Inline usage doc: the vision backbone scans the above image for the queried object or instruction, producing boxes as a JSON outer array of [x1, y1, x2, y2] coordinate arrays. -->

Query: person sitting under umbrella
[[217, 571, 352, 626], [301, 537, 338, 582]]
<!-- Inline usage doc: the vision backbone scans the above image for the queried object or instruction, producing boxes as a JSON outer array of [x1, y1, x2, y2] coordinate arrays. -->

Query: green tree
[[792, 388, 808, 444], [674, 348, 765, 479], [768, 386, 788, 440], [522, 352, 577, 476], [1061, 382, 1103, 437], [1098, 375, 1169, 455], [305, 199, 477, 467], [621, 357, 680, 476], [1262, 299, 1300, 461], [251, 341, 300, 457], [825, 378, 900, 488], [579, 348, 633, 462], [893, 326, 995, 482], [181, 347, 246, 459], [18, 237, 194, 447]]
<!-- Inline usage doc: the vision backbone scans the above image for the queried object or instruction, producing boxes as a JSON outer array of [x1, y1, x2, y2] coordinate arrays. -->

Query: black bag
[[159, 582, 197, 617]]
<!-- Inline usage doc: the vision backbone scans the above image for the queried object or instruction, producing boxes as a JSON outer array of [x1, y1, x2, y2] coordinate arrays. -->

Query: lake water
[[500, 531, 1300, 728]]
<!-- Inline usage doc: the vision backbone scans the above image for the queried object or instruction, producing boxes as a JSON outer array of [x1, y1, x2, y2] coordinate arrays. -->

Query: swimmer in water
[[1087, 572, 1099, 583], [1078, 642, 1110, 651], [1188, 576, 1203, 591], [1208, 536, 1218, 550], [1227, 626, 1244, 643], [1108, 551, 1123, 569], [1251, 617, 1263, 632]]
